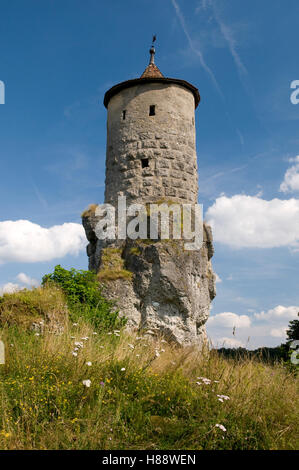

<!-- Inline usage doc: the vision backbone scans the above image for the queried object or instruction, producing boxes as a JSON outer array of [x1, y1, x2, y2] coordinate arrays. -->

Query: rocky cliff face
[[82, 212, 216, 346]]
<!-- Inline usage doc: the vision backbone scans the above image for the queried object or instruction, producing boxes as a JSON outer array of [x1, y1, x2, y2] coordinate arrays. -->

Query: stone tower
[[104, 44, 200, 207], [82, 43, 216, 346]]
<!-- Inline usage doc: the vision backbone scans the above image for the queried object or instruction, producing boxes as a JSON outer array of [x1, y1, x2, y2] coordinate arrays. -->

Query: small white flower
[[74, 341, 83, 348], [217, 394, 230, 401], [72, 352, 78, 357], [35, 333, 40, 336], [73, 323, 78, 326], [121, 367, 126, 371], [114, 333, 120, 337], [128, 344, 135, 349], [155, 351, 160, 357], [82, 379, 91, 388], [81, 337, 89, 341], [218, 398, 224, 403], [86, 362, 92, 366], [92, 332, 97, 335], [107, 332, 112, 335], [215, 424, 227, 432]]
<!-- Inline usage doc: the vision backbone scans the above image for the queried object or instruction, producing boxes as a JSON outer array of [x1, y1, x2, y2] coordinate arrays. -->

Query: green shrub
[[42, 265, 126, 331]]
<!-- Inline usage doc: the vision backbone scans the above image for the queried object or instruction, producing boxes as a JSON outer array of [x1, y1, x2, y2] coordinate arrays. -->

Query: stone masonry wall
[[105, 82, 198, 206]]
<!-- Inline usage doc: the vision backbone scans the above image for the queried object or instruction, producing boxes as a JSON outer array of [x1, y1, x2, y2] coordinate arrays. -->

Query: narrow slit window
[[122, 110, 126, 120], [149, 105, 156, 116], [141, 158, 149, 168]]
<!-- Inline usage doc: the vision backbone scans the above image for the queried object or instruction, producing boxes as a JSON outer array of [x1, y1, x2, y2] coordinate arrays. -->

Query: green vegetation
[[97, 247, 133, 282], [0, 269, 298, 450], [42, 265, 126, 331]]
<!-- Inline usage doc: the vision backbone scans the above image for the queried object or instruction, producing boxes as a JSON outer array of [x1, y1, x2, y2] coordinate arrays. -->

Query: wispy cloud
[[209, 0, 248, 78], [171, 0, 224, 99]]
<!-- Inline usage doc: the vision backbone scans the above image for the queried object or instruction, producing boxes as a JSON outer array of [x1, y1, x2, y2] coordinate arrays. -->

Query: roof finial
[[149, 34, 156, 65]]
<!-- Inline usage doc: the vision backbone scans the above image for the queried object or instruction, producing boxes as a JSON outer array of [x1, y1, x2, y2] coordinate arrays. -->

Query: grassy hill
[[0, 268, 298, 450]]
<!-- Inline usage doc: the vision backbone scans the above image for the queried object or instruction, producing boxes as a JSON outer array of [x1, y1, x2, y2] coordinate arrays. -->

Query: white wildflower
[[86, 362, 92, 366], [82, 379, 91, 388], [215, 424, 227, 432], [121, 368, 126, 371], [217, 394, 230, 401], [128, 344, 135, 349], [72, 352, 78, 357]]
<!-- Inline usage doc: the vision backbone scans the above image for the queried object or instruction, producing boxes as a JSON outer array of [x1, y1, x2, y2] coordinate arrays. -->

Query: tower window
[[122, 110, 126, 120], [149, 105, 156, 116], [141, 158, 149, 168]]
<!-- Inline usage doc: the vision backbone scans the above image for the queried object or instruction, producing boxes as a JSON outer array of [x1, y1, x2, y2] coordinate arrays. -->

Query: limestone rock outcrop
[[82, 213, 216, 346]]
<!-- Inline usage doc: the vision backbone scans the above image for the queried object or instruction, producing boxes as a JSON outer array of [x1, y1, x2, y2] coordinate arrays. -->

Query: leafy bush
[[42, 265, 126, 331]]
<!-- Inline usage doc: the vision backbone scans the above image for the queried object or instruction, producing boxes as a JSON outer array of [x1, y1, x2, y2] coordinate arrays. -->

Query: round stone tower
[[82, 42, 216, 346], [104, 44, 200, 206]]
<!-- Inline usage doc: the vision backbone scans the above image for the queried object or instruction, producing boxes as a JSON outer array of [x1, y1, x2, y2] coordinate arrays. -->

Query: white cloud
[[16, 273, 39, 287], [270, 327, 287, 338], [254, 305, 298, 321], [206, 194, 299, 249], [215, 273, 222, 283], [208, 312, 251, 328], [0, 220, 87, 264], [280, 156, 299, 193], [207, 304, 299, 349], [0, 282, 21, 295]]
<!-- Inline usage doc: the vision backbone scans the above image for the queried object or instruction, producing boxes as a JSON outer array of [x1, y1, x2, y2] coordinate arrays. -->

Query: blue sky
[[0, 0, 298, 348]]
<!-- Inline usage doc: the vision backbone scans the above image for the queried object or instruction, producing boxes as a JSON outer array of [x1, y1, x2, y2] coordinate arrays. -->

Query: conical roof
[[140, 44, 164, 78], [104, 41, 200, 109], [140, 63, 164, 78]]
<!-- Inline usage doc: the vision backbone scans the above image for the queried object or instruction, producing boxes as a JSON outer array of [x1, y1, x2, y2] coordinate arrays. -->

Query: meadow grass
[[0, 288, 298, 450]]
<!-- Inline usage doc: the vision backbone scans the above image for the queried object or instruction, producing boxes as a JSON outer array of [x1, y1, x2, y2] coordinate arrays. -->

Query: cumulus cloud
[[0, 220, 87, 264], [206, 194, 299, 249], [280, 156, 299, 193], [254, 305, 298, 321], [207, 304, 299, 349], [208, 312, 251, 328], [214, 273, 222, 283], [0, 283, 21, 295], [16, 273, 39, 287], [270, 327, 288, 338]]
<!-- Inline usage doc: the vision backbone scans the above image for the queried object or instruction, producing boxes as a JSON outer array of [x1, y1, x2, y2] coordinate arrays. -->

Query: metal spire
[[149, 35, 156, 65]]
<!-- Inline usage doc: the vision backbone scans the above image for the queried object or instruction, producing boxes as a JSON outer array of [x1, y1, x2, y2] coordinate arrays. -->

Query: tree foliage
[[42, 265, 126, 331]]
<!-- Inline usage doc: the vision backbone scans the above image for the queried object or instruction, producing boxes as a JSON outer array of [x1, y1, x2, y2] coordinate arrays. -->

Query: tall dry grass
[[0, 287, 298, 449]]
